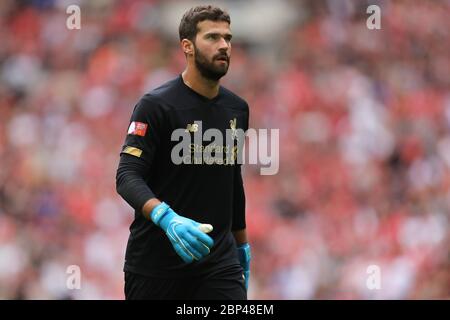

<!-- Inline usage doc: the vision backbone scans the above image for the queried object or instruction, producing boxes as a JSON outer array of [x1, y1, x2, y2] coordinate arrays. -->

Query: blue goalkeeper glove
[[237, 243, 251, 290], [150, 202, 214, 263]]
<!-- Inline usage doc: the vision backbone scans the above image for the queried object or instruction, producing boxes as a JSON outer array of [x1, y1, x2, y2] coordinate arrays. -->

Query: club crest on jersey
[[128, 121, 148, 136], [230, 118, 238, 140]]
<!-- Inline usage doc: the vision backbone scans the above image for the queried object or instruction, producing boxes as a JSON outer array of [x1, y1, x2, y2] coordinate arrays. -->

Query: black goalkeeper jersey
[[116, 75, 249, 278]]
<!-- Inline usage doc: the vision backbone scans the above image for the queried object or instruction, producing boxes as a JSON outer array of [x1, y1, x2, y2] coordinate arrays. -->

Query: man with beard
[[116, 5, 251, 300]]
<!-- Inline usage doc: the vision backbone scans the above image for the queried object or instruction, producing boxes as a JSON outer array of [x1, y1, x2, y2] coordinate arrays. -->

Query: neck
[[182, 66, 220, 99]]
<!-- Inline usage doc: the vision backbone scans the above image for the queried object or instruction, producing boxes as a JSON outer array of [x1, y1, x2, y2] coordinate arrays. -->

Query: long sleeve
[[116, 153, 156, 212], [115, 94, 166, 212]]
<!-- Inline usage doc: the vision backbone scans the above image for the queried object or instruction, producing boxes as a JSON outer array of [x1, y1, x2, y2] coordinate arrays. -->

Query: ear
[[181, 39, 194, 56]]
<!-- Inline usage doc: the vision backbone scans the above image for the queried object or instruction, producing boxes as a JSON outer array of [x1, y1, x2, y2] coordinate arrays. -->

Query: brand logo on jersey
[[185, 123, 199, 133], [128, 121, 148, 136]]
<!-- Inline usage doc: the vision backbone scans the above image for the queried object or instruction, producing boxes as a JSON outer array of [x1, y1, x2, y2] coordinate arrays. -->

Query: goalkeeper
[[116, 5, 250, 300]]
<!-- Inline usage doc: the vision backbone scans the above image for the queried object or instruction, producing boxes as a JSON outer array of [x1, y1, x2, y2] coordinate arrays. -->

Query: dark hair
[[179, 5, 230, 42]]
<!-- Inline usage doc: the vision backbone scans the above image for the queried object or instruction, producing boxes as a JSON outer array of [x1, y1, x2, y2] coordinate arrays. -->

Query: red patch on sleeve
[[127, 121, 148, 136]]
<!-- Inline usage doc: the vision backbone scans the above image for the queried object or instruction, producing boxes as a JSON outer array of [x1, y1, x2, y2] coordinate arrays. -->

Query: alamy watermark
[[66, 5, 81, 30], [366, 5, 381, 30], [66, 265, 81, 290], [366, 264, 381, 290], [171, 121, 279, 175]]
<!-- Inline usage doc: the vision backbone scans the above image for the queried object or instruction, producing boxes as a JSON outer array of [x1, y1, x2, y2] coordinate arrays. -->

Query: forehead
[[196, 20, 231, 35]]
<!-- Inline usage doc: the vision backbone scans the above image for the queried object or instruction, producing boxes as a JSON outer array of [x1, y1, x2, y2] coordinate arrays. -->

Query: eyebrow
[[204, 32, 233, 39]]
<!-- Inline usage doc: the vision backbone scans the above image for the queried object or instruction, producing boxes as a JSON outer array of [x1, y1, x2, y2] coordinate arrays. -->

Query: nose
[[218, 37, 230, 52]]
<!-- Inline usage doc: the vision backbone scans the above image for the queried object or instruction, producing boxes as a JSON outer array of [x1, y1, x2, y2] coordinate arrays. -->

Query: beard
[[194, 45, 230, 81]]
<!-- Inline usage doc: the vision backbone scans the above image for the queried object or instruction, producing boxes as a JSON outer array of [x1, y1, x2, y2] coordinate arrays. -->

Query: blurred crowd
[[0, 0, 449, 299]]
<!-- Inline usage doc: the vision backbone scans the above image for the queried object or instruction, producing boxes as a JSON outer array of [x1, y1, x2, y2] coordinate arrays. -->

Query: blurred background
[[0, 0, 449, 299]]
